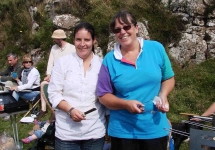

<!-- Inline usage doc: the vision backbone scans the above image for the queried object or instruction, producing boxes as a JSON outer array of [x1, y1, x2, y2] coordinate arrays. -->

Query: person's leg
[[40, 81, 48, 111], [19, 91, 40, 101], [81, 137, 105, 150], [36, 81, 49, 120], [139, 136, 168, 150], [111, 137, 139, 150], [22, 133, 39, 144], [55, 137, 80, 150]]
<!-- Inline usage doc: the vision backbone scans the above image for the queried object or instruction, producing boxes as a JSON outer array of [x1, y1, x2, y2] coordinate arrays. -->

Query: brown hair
[[110, 10, 137, 33]]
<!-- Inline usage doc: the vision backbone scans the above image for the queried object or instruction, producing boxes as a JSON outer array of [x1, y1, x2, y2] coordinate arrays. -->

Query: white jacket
[[17, 67, 40, 91]]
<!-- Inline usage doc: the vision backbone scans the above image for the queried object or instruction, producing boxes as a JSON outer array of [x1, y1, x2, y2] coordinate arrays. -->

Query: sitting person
[[0, 52, 23, 121], [22, 113, 55, 144], [0, 52, 23, 85], [9, 54, 40, 102]]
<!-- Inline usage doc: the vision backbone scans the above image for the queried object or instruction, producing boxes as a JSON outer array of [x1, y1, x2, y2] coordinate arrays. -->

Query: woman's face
[[114, 17, 138, 48], [23, 60, 32, 69], [74, 28, 95, 60]]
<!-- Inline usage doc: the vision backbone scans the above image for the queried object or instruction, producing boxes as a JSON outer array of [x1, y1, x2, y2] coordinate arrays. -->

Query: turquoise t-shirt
[[97, 38, 174, 139]]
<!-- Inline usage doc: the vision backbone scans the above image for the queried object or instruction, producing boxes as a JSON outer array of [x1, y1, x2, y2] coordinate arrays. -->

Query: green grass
[[1, 59, 215, 150], [0, 111, 51, 150]]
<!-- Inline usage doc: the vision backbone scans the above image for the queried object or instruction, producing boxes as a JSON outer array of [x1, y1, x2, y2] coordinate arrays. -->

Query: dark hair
[[73, 22, 95, 53], [110, 10, 137, 33], [7, 52, 18, 59]]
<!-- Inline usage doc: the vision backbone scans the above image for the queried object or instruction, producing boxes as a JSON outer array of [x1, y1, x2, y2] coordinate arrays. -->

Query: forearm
[[1, 76, 13, 82], [57, 100, 73, 113], [159, 77, 175, 97], [202, 103, 215, 116], [99, 93, 128, 110]]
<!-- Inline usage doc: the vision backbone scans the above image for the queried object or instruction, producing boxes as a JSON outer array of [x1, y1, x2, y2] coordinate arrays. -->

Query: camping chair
[[41, 83, 55, 114], [22, 90, 41, 118]]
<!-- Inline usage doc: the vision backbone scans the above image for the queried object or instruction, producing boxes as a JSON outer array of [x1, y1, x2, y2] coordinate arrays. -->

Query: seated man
[[0, 52, 23, 121]]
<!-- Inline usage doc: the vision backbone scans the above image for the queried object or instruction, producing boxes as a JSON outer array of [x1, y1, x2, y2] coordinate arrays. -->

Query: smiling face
[[22, 55, 33, 69], [74, 28, 95, 60], [23, 60, 32, 69], [114, 17, 138, 48]]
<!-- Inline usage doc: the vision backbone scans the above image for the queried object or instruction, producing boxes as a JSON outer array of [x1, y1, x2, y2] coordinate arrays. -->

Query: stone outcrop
[[27, 0, 215, 65], [161, 0, 215, 66]]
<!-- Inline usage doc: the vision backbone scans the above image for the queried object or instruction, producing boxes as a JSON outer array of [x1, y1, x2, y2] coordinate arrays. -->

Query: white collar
[[113, 37, 144, 60]]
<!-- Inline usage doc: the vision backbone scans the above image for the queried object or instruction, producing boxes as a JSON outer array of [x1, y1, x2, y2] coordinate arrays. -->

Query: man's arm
[[0, 67, 13, 82], [15, 65, 23, 80]]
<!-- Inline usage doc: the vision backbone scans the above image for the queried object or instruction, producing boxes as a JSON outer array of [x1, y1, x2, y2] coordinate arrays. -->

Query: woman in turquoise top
[[97, 10, 175, 150]]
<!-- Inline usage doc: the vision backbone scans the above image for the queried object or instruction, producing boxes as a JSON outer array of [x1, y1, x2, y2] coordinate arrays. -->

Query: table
[[0, 110, 27, 150]]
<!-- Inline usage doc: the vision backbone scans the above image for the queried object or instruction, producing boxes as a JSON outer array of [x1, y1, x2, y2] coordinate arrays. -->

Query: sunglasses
[[23, 61, 32, 64], [112, 25, 132, 34]]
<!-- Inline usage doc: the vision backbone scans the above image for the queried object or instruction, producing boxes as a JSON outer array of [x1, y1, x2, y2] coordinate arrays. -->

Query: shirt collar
[[73, 52, 96, 64], [113, 37, 144, 60]]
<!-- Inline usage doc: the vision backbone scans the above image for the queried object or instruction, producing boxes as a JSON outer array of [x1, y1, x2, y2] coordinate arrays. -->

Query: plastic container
[[0, 99, 4, 111], [12, 72, 17, 78]]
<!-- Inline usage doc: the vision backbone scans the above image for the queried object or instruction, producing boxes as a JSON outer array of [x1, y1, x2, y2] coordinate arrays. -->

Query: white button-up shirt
[[48, 52, 106, 140]]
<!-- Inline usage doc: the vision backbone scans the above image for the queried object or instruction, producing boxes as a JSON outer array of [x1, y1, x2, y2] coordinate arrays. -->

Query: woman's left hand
[[9, 86, 18, 91], [156, 95, 169, 113]]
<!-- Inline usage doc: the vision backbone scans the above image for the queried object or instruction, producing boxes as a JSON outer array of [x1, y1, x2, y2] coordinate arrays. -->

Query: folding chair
[[22, 91, 41, 118], [41, 84, 54, 114]]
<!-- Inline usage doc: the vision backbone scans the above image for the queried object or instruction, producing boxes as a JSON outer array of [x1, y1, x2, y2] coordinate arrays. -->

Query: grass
[[0, 110, 51, 150], [1, 57, 215, 150]]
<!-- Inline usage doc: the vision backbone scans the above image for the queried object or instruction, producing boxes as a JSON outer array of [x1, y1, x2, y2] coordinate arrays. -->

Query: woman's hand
[[14, 77, 19, 82], [44, 75, 51, 82], [125, 100, 144, 113], [70, 108, 86, 122], [9, 86, 18, 91], [156, 95, 169, 113]]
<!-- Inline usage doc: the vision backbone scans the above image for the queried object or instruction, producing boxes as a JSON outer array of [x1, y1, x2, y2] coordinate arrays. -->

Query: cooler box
[[0, 92, 29, 113]]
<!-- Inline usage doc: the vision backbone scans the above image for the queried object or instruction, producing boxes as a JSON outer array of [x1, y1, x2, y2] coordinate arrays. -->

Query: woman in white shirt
[[10, 54, 40, 101], [48, 22, 106, 150]]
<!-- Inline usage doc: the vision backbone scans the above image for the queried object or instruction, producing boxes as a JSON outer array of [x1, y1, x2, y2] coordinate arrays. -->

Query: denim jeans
[[34, 130, 45, 138], [12, 91, 40, 101], [55, 136, 105, 150]]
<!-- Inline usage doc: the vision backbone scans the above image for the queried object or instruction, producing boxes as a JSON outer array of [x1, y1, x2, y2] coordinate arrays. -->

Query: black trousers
[[111, 136, 168, 150]]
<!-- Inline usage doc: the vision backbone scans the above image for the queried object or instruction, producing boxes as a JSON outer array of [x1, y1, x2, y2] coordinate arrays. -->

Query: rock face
[[52, 14, 80, 30], [27, 0, 215, 65], [161, 0, 215, 66]]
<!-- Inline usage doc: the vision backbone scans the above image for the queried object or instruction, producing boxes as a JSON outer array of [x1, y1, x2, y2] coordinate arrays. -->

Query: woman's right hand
[[125, 100, 144, 113], [70, 108, 86, 122], [44, 75, 51, 82]]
